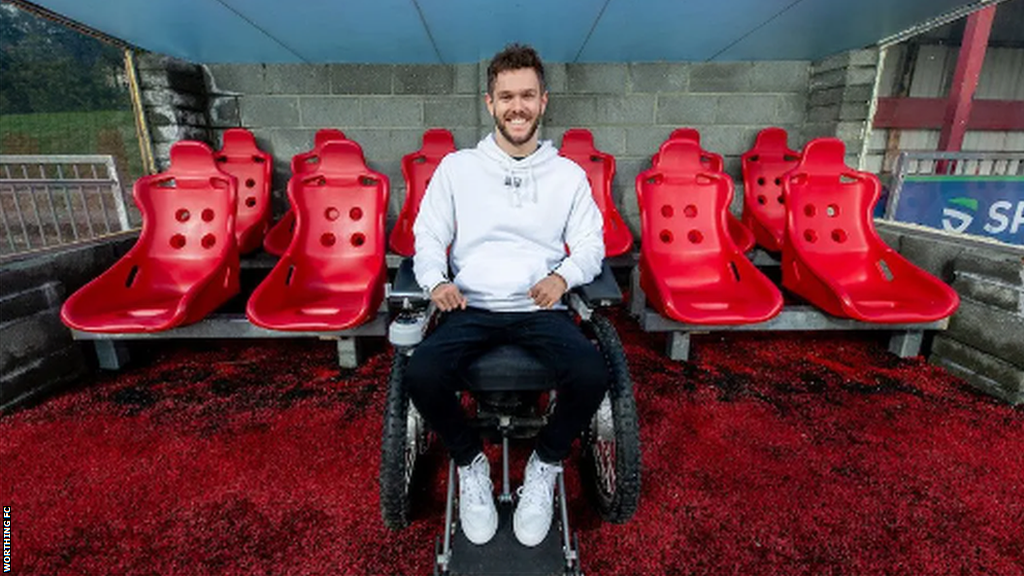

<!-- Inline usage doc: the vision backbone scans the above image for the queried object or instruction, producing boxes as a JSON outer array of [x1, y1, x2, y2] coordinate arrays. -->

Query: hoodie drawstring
[[484, 133, 546, 208]]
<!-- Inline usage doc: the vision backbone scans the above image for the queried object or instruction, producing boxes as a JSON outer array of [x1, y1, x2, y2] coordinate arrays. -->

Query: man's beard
[[494, 111, 541, 147]]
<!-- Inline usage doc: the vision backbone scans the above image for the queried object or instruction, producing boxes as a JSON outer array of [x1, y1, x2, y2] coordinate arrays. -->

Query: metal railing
[[886, 151, 1024, 220], [0, 154, 137, 258]]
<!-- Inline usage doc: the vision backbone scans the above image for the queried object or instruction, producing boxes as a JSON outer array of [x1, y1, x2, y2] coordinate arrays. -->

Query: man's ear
[[540, 91, 549, 115], [484, 92, 494, 117]]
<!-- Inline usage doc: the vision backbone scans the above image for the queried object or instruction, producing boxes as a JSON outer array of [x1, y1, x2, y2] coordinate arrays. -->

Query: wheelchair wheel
[[379, 351, 429, 529], [580, 312, 641, 523]]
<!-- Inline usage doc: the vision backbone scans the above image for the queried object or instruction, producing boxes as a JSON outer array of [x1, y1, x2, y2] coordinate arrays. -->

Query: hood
[[476, 133, 559, 207]]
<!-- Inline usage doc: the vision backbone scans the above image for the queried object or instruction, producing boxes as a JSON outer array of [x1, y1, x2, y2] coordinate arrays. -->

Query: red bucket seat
[[781, 138, 960, 322], [559, 129, 634, 257], [264, 129, 359, 256], [214, 128, 272, 254], [741, 127, 801, 252], [636, 140, 782, 324], [61, 141, 240, 332], [246, 140, 388, 331], [652, 128, 754, 252], [388, 128, 456, 257]]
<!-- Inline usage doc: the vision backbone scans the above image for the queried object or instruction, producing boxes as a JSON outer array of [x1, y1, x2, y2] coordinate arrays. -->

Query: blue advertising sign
[[891, 176, 1024, 246]]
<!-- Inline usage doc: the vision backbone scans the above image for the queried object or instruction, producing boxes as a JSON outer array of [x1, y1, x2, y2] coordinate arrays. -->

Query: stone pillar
[[804, 49, 880, 167], [134, 54, 213, 170]]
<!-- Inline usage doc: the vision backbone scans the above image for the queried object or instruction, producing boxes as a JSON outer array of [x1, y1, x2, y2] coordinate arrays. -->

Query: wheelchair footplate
[[446, 503, 574, 576], [435, 462, 582, 576]]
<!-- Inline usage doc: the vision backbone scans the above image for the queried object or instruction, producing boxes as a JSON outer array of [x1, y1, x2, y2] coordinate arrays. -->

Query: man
[[406, 44, 608, 547]]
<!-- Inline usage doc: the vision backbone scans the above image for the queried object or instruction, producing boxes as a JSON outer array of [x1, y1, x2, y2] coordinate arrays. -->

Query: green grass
[[0, 109, 145, 183]]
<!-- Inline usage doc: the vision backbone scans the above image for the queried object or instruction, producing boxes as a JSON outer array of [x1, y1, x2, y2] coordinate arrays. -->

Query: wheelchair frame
[[379, 260, 641, 575]]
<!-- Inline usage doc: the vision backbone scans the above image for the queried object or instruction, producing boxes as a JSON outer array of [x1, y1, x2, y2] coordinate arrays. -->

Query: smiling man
[[406, 44, 607, 547]]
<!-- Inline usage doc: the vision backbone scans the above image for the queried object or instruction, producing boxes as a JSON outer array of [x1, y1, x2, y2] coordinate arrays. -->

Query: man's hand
[[529, 273, 568, 309], [431, 282, 467, 312]]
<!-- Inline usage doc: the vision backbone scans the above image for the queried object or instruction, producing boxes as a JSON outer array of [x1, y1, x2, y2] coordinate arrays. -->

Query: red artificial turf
[[2, 309, 1022, 575]]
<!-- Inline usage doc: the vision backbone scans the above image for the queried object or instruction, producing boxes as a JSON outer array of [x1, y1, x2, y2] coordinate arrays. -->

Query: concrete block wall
[[543, 61, 810, 236], [933, 253, 1024, 405], [201, 60, 811, 234], [0, 234, 137, 410], [804, 49, 880, 169], [877, 222, 1023, 405], [205, 62, 483, 221]]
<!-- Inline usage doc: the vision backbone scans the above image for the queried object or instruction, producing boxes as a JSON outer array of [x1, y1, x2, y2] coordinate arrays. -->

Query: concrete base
[[94, 340, 131, 370], [335, 337, 366, 369], [888, 330, 925, 358]]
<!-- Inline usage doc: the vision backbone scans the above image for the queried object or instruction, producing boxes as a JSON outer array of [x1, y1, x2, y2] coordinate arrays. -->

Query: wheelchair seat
[[460, 345, 562, 446], [464, 345, 556, 393]]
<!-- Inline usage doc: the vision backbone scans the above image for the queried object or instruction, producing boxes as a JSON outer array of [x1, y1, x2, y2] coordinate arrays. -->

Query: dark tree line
[[0, 4, 127, 115]]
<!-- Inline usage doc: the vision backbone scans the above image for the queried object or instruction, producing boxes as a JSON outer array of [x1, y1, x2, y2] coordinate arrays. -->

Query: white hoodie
[[413, 133, 605, 312]]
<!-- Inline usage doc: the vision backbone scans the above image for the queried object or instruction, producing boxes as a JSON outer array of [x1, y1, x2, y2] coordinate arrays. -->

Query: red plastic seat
[[61, 141, 240, 333], [246, 140, 388, 331], [651, 128, 724, 172], [262, 210, 297, 256], [388, 128, 456, 256], [668, 127, 700, 143], [781, 138, 960, 322], [636, 140, 782, 324], [264, 129, 362, 256], [214, 128, 272, 254], [290, 129, 354, 175], [725, 208, 756, 253], [650, 129, 755, 253], [559, 129, 634, 257], [741, 127, 801, 252]]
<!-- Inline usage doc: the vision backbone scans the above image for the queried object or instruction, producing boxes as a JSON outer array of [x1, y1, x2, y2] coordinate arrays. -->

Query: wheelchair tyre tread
[[581, 312, 641, 524], [380, 352, 413, 530]]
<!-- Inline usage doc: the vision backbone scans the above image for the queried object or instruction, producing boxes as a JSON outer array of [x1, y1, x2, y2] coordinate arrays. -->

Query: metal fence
[[886, 151, 1024, 219], [0, 154, 138, 258], [893, 151, 1024, 177]]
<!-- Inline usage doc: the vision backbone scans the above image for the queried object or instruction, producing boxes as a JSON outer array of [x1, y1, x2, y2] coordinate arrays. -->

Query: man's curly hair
[[486, 43, 546, 95]]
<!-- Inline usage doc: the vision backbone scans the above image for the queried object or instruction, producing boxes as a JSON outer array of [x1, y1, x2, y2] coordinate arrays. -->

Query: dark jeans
[[405, 307, 609, 467]]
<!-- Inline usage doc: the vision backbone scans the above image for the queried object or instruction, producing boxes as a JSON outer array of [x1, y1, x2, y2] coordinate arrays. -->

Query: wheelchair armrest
[[573, 261, 622, 306], [388, 257, 430, 308], [391, 257, 620, 310]]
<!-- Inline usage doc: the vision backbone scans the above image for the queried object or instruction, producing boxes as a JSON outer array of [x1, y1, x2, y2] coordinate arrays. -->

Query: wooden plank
[[873, 98, 1024, 131]]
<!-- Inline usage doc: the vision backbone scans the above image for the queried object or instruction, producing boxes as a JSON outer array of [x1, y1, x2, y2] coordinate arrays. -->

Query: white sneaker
[[457, 452, 498, 545], [513, 452, 562, 547]]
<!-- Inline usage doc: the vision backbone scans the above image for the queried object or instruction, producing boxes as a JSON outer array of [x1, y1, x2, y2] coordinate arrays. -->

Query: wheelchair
[[380, 259, 641, 576]]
